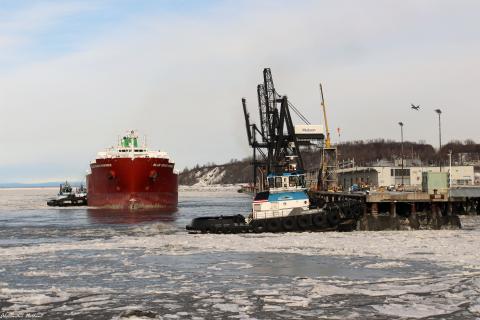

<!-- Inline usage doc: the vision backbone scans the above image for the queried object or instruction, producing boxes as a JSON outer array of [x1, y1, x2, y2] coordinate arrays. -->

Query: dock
[[310, 186, 480, 230]]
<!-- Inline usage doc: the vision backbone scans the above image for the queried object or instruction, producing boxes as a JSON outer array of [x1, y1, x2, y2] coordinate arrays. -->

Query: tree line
[[179, 139, 480, 185]]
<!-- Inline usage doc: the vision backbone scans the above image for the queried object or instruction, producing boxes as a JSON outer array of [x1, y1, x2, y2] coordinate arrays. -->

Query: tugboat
[[47, 182, 88, 207], [247, 170, 325, 232], [186, 166, 362, 233]]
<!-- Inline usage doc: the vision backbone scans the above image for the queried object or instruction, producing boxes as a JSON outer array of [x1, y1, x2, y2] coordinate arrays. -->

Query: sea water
[[1, 188, 480, 319]]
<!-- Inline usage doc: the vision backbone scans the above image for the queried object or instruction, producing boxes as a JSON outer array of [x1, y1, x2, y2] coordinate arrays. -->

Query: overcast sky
[[0, 0, 479, 183]]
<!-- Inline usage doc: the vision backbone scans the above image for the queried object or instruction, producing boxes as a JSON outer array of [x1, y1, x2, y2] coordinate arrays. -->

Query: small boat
[[47, 182, 88, 207]]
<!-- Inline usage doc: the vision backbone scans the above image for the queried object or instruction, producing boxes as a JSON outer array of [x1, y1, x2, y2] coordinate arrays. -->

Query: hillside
[[179, 139, 480, 186], [178, 160, 252, 186]]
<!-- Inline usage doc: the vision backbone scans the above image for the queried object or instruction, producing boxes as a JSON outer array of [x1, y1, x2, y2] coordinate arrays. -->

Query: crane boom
[[319, 83, 331, 148]]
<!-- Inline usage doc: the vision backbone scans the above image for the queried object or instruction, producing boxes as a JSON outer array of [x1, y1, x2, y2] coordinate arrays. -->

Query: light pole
[[434, 109, 442, 171], [398, 122, 404, 186], [448, 150, 452, 188]]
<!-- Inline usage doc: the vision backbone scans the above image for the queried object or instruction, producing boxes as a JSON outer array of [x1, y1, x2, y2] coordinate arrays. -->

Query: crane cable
[[273, 90, 311, 125]]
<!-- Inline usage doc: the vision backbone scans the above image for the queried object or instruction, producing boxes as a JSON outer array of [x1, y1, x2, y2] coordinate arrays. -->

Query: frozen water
[[1, 188, 480, 319]]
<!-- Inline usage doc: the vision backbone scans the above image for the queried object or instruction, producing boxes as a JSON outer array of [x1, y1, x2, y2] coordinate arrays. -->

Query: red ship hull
[[86, 157, 178, 210]]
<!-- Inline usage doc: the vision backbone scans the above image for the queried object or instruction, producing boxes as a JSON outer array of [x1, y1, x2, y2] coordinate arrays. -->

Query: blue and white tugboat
[[247, 170, 329, 232], [186, 167, 358, 234]]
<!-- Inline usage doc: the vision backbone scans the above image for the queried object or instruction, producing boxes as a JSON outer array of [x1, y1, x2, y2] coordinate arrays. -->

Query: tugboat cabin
[[252, 172, 310, 220]]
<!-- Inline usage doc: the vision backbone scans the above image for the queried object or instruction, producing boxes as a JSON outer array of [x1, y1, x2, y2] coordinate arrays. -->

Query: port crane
[[242, 69, 304, 191], [320, 84, 331, 149], [242, 68, 326, 191]]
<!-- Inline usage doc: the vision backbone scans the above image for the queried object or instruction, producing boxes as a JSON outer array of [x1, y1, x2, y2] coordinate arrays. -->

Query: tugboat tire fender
[[312, 213, 328, 228], [327, 210, 341, 226], [266, 219, 281, 233], [253, 224, 265, 233], [233, 214, 246, 224], [282, 216, 296, 231], [250, 221, 265, 233], [297, 215, 311, 229]]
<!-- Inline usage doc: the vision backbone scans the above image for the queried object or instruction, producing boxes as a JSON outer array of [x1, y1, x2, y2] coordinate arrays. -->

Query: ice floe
[[3, 227, 480, 270]]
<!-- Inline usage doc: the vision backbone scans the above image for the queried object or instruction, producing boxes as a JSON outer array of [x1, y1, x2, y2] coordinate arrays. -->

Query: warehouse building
[[336, 165, 475, 189]]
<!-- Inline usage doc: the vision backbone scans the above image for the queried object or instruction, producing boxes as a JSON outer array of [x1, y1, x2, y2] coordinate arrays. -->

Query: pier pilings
[[309, 190, 468, 231]]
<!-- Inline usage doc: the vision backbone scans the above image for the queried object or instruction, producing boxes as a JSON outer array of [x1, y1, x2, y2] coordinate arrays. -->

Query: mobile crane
[[318, 83, 338, 191]]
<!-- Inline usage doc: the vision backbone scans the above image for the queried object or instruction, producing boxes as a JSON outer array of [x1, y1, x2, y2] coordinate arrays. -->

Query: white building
[[336, 165, 475, 189]]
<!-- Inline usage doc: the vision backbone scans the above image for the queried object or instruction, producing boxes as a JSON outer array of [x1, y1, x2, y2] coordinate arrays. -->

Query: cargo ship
[[86, 130, 178, 210]]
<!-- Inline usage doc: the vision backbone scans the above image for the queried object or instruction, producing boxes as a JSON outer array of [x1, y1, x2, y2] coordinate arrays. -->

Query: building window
[[391, 169, 410, 177]]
